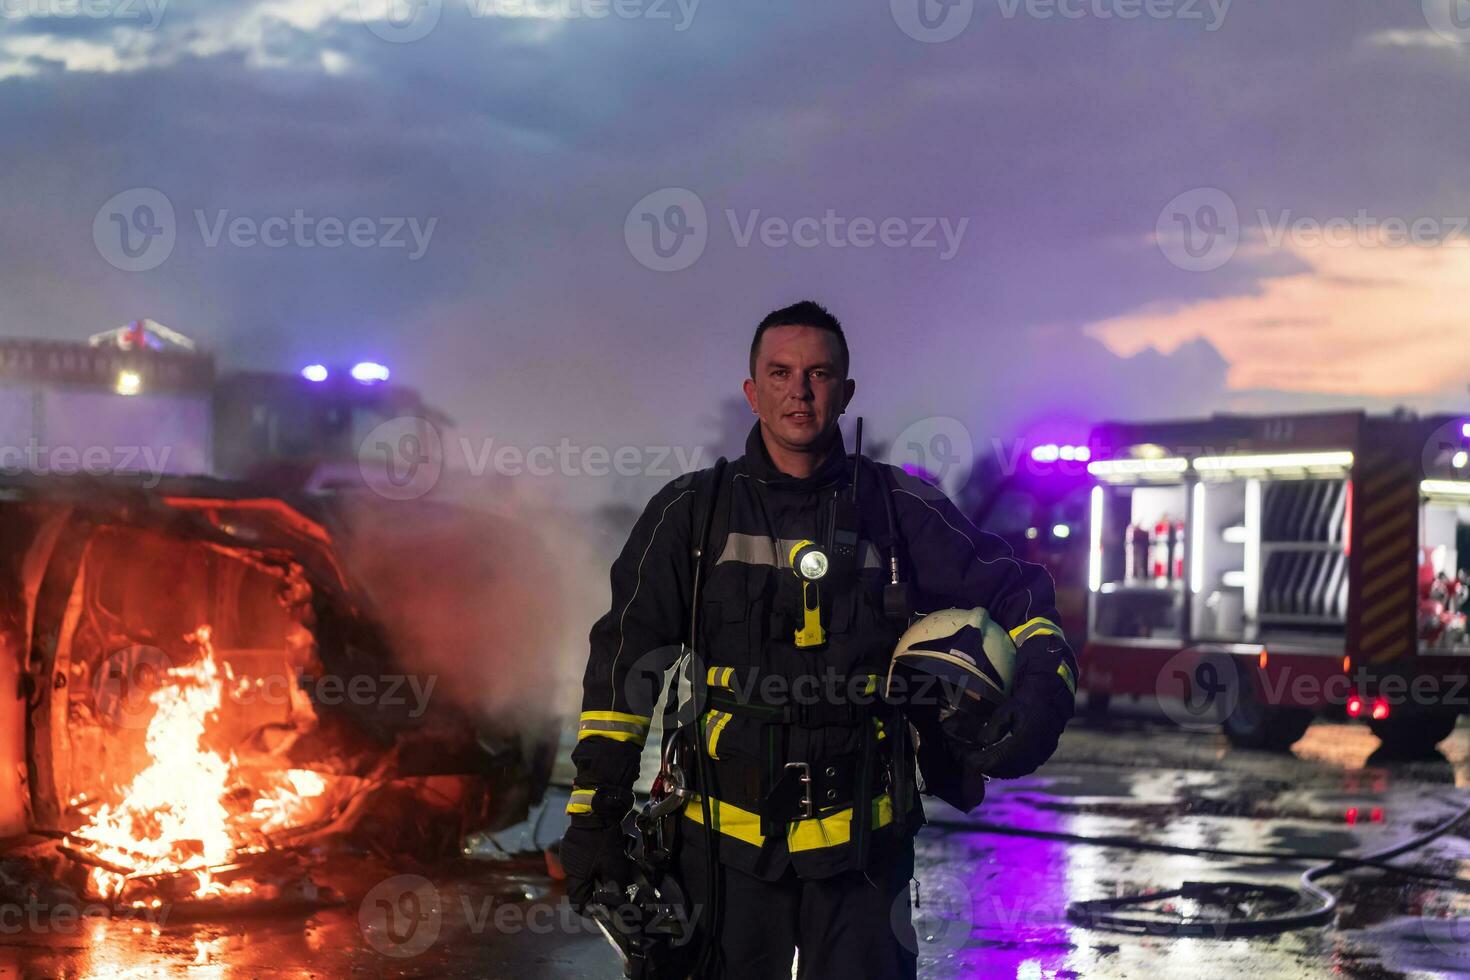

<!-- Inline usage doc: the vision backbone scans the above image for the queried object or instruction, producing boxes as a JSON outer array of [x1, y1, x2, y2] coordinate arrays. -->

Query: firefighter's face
[[744, 325, 855, 454]]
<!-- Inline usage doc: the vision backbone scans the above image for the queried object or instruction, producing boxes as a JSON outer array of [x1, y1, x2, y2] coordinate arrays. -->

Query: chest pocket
[[699, 560, 774, 667], [828, 561, 891, 633], [697, 560, 774, 766]]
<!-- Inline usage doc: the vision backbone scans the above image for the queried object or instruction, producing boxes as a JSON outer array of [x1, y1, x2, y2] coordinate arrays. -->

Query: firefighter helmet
[[885, 607, 1016, 740]]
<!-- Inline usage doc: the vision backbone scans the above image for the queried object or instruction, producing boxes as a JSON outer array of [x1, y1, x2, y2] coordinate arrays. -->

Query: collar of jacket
[[741, 420, 850, 493]]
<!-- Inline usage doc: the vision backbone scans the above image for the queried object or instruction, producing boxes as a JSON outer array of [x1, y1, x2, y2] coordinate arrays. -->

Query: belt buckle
[[784, 761, 814, 819]]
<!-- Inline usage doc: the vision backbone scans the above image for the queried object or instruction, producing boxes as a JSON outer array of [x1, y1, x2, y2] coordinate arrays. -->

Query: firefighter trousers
[[675, 835, 918, 980]]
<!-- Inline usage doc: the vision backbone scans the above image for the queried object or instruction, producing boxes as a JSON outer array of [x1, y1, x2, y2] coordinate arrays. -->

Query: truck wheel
[[1368, 710, 1460, 757], [1223, 691, 1314, 751], [1084, 691, 1111, 720]]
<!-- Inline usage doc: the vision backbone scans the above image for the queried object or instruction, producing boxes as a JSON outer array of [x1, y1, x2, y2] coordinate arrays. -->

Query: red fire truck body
[[1079, 411, 1470, 753]]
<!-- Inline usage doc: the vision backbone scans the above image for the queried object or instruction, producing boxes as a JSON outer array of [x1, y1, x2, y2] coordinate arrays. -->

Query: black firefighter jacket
[[568, 422, 1075, 881]]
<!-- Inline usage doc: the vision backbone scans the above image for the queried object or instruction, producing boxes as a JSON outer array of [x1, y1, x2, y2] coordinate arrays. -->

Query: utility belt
[[689, 681, 899, 838], [705, 687, 889, 729]]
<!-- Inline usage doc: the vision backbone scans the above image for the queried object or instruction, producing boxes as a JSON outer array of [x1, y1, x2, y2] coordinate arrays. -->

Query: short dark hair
[[749, 300, 849, 379]]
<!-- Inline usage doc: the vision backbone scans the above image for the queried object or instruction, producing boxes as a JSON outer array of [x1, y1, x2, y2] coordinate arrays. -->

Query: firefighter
[[559, 301, 1076, 979]]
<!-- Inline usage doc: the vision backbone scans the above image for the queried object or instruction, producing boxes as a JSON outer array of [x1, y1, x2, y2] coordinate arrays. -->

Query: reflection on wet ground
[[2, 713, 1466, 978], [914, 711, 1470, 979]]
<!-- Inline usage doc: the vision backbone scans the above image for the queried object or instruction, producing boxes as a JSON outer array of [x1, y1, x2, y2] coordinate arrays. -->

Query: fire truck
[[1079, 411, 1470, 755], [0, 320, 447, 487]]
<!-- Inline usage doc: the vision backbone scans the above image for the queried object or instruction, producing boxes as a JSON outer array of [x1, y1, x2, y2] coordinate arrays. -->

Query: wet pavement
[[2, 708, 1467, 979]]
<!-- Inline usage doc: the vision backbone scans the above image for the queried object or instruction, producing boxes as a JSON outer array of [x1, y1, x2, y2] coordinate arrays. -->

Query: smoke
[[325, 487, 611, 734]]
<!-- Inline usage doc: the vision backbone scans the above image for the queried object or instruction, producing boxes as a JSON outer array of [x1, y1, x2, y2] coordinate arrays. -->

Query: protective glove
[[559, 804, 634, 915], [967, 656, 1075, 779], [915, 721, 988, 813]]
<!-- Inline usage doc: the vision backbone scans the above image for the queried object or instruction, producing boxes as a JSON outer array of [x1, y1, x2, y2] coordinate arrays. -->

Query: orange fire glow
[[70, 627, 332, 903]]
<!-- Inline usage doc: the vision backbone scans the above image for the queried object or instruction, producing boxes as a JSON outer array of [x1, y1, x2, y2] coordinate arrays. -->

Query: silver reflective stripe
[[1012, 620, 1061, 646], [716, 533, 794, 567], [716, 533, 882, 569], [578, 719, 648, 737]]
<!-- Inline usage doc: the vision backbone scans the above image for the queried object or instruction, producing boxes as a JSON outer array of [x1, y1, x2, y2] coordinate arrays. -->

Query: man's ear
[[743, 377, 759, 414], [840, 378, 856, 413]]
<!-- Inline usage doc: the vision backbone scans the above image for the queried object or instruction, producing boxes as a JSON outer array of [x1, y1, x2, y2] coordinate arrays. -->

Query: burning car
[[0, 473, 559, 917]]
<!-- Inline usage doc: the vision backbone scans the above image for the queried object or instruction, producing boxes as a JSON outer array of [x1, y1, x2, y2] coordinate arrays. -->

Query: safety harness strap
[[705, 689, 889, 729]]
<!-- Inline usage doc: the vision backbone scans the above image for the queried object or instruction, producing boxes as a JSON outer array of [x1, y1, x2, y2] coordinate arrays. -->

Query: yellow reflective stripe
[[682, 793, 894, 852], [580, 710, 652, 725], [1057, 661, 1077, 696], [705, 667, 735, 689], [861, 674, 878, 696], [577, 710, 652, 744], [577, 726, 647, 744], [705, 710, 732, 760], [1010, 616, 1063, 646], [566, 788, 596, 815], [874, 717, 887, 742]]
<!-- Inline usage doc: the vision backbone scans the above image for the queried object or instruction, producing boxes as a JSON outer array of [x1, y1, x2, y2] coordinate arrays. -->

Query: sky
[[2, 0, 1468, 507]]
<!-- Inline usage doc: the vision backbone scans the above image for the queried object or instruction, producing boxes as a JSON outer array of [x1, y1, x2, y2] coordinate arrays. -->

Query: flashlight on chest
[[789, 540, 828, 648]]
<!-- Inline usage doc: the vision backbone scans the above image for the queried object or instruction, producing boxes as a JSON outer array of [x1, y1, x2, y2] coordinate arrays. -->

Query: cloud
[[1, 0, 1468, 508], [1085, 236, 1470, 398], [1366, 29, 1465, 50]]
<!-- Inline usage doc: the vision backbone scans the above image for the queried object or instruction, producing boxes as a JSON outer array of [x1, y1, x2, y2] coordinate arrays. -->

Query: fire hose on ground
[[923, 793, 1470, 937]]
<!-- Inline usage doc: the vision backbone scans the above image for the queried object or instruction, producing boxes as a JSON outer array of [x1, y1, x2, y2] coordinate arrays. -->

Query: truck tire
[[1084, 691, 1111, 720], [1368, 710, 1460, 757], [1222, 689, 1314, 751]]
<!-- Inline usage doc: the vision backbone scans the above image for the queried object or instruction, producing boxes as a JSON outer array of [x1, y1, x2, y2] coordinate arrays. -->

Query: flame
[[72, 626, 330, 902]]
